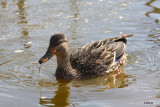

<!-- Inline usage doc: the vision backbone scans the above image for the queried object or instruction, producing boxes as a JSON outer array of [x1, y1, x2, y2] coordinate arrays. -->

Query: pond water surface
[[0, 0, 160, 107]]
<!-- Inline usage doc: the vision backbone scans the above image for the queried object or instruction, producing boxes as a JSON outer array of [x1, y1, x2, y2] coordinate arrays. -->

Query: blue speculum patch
[[115, 53, 124, 63]]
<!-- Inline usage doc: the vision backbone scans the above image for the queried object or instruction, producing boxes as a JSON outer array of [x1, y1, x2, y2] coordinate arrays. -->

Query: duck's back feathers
[[70, 34, 135, 77]]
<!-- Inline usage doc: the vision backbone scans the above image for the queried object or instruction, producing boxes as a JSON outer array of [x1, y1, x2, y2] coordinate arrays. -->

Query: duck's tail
[[115, 34, 135, 44], [121, 34, 136, 38]]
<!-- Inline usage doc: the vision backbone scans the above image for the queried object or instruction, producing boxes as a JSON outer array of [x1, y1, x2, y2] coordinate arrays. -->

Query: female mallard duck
[[39, 34, 135, 80]]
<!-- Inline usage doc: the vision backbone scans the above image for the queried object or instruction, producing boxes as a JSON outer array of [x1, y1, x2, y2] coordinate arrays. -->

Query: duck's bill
[[39, 48, 55, 64]]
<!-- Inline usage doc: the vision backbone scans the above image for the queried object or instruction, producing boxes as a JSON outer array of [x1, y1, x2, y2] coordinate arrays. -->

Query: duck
[[39, 33, 135, 80]]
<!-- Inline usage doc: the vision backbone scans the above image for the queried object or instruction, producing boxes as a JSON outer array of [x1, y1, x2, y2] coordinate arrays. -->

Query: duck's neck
[[55, 47, 76, 80], [56, 51, 71, 67]]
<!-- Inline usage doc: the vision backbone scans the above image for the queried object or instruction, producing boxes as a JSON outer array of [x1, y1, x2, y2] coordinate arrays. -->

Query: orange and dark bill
[[39, 48, 55, 64]]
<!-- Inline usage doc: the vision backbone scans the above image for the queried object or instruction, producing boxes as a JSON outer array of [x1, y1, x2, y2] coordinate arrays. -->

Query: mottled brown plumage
[[39, 34, 135, 80]]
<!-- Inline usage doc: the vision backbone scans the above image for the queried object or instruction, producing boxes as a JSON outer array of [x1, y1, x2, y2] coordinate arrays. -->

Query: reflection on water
[[16, 0, 29, 36], [16, 0, 31, 49], [72, 69, 132, 88], [40, 80, 70, 107], [1, 1, 7, 9], [148, 34, 160, 46], [102, 70, 132, 89], [17, 0, 28, 25], [39, 70, 132, 106], [145, 0, 160, 24]]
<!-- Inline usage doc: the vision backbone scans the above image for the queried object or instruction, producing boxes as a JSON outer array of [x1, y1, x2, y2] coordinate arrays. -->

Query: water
[[0, 0, 160, 106]]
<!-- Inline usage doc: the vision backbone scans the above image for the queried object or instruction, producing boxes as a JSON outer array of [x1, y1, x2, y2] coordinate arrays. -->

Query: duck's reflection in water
[[39, 68, 132, 106], [102, 70, 131, 89], [39, 80, 71, 107], [72, 68, 132, 89]]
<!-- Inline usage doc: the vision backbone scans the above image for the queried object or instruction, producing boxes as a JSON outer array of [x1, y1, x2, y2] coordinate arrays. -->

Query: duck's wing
[[70, 34, 135, 76], [71, 34, 134, 56]]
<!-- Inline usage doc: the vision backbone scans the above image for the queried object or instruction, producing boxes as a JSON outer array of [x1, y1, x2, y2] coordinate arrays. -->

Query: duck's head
[[39, 33, 68, 64]]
